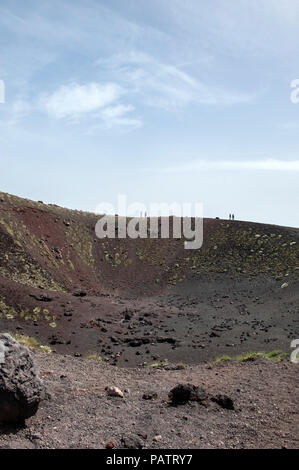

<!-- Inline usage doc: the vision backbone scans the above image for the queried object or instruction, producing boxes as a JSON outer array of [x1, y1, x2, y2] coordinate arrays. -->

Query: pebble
[[105, 386, 124, 398], [106, 441, 116, 449]]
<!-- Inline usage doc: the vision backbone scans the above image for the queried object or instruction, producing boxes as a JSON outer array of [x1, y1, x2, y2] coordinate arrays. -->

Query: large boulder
[[0, 333, 48, 424]]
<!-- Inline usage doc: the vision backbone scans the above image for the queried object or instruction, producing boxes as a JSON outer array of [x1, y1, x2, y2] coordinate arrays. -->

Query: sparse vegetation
[[87, 353, 103, 361], [0, 296, 57, 327], [215, 355, 233, 363], [216, 350, 287, 363], [146, 360, 169, 368], [11, 333, 52, 353]]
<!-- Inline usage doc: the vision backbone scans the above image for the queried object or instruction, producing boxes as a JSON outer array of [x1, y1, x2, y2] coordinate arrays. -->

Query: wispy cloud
[[168, 0, 299, 59], [100, 104, 142, 130], [160, 159, 299, 173], [39, 82, 124, 120], [35, 82, 142, 130], [0, 1, 261, 134], [0, 81, 141, 131], [97, 51, 256, 111]]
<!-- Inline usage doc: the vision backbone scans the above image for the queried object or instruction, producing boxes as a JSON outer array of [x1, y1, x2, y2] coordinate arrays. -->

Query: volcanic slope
[[0, 191, 298, 366]]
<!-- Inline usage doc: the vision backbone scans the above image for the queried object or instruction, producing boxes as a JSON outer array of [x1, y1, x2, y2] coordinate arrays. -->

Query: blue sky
[[0, 0, 299, 226]]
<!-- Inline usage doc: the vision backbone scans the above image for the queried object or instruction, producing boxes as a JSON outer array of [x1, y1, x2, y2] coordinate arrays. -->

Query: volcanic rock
[[121, 435, 143, 449], [169, 383, 208, 405], [211, 394, 235, 410], [72, 290, 87, 297], [105, 386, 124, 398], [142, 391, 158, 400], [0, 334, 48, 424]]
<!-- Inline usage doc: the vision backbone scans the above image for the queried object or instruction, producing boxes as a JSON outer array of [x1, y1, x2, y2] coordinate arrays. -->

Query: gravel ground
[[0, 352, 298, 449]]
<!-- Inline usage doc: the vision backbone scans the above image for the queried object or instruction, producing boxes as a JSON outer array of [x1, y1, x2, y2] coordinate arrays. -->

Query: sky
[[0, 0, 299, 226]]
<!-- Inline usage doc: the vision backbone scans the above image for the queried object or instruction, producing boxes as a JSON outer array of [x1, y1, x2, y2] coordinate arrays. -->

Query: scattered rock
[[105, 441, 116, 449], [125, 337, 150, 347], [210, 331, 220, 338], [169, 383, 208, 405], [164, 364, 186, 371], [49, 335, 65, 345], [124, 310, 133, 320], [153, 435, 162, 442], [211, 394, 234, 410], [0, 334, 48, 424], [105, 386, 124, 398], [128, 339, 143, 347], [156, 336, 177, 344], [64, 312, 73, 317], [26, 430, 43, 441], [121, 435, 143, 449], [142, 392, 158, 400], [73, 290, 87, 297], [29, 294, 52, 302]]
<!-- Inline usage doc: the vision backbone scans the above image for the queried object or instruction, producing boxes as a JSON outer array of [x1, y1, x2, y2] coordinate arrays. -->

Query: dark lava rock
[[156, 336, 177, 344], [121, 435, 143, 449], [64, 312, 73, 317], [48, 335, 65, 345], [129, 339, 143, 347], [29, 294, 52, 302], [124, 310, 133, 320], [211, 394, 235, 410], [168, 383, 208, 405], [73, 290, 87, 297], [39, 294, 52, 302], [210, 331, 220, 338], [125, 337, 150, 347], [0, 334, 48, 424], [142, 392, 158, 400]]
